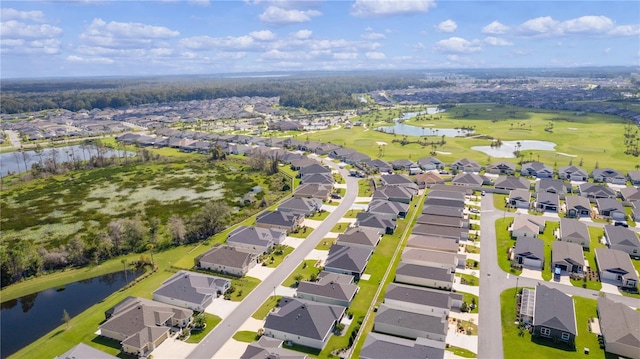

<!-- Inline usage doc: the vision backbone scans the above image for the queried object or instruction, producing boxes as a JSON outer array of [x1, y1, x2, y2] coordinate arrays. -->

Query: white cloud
[[333, 52, 358, 60], [1, 8, 46, 22], [149, 48, 174, 56], [518, 16, 559, 36], [484, 36, 512, 46], [365, 51, 386, 59], [293, 29, 312, 39], [179, 35, 258, 51], [351, 0, 436, 18], [361, 31, 386, 40], [79, 18, 179, 49], [481, 20, 510, 35], [516, 15, 639, 38], [560, 15, 613, 34], [250, 0, 322, 9], [434, 37, 482, 53], [1, 20, 63, 39], [259, 6, 321, 26], [437, 19, 457, 33], [66, 55, 114, 64], [188, 0, 210, 6], [606, 24, 640, 36], [261, 49, 300, 60], [250, 30, 277, 41]]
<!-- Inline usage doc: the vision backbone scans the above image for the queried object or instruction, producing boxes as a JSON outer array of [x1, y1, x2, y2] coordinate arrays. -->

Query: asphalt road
[[187, 160, 358, 359]]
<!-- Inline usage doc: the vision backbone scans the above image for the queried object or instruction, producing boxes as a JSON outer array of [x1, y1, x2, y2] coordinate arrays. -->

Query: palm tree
[[146, 244, 155, 267], [121, 259, 128, 283]]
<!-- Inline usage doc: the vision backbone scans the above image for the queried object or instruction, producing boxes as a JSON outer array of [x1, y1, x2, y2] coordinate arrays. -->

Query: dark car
[[614, 221, 629, 227], [331, 193, 342, 199]]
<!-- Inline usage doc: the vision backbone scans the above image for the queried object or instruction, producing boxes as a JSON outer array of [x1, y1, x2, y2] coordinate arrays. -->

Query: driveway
[[204, 297, 240, 319], [212, 339, 249, 359], [246, 265, 275, 281], [153, 335, 196, 359]]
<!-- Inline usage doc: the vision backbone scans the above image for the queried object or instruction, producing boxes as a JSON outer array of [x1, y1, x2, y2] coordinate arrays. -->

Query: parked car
[[331, 193, 342, 199], [470, 208, 480, 214], [614, 221, 629, 227]]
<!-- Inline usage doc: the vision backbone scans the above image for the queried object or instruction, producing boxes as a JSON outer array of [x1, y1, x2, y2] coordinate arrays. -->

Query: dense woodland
[[0, 72, 452, 114]]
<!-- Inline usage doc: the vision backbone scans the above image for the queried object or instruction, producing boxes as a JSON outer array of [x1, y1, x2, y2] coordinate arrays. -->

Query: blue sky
[[1, 0, 638, 78]]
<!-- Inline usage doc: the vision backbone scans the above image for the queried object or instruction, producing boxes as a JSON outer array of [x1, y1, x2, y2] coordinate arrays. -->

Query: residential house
[[263, 297, 346, 350], [402, 247, 465, 271], [295, 271, 358, 307], [360, 332, 445, 359], [532, 285, 577, 346], [355, 212, 397, 234], [413, 172, 444, 188], [367, 199, 410, 219], [486, 161, 517, 175], [417, 156, 444, 171], [293, 183, 332, 201], [55, 344, 118, 359], [406, 234, 460, 253], [513, 237, 545, 269], [372, 186, 414, 204], [152, 270, 230, 312], [343, 151, 371, 165], [450, 158, 481, 173], [633, 201, 640, 222], [552, 241, 584, 275], [395, 262, 454, 290], [535, 178, 568, 199], [558, 218, 591, 250], [379, 174, 419, 194], [558, 165, 588, 181], [421, 205, 464, 218], [390, 159, 417, 171], [535, 192, 559, 212], [197, 245, 258, 277], [324, 245, 372, 280], [297, 163, 331, 178], [619, 187, 640, 202], [384, 283, 462, 316], [565, 196, 592, 218], [290, 158, 320, 170], [579, 182, 617, 200], [595, 248, 638, 289], [277, 197, 322, 217], [597, 297, 640, 359], [100, 297, 193, 357], [365, 159, 393, 173], [336, 227, 382, 250], [268, 121, 303, 131], [240, 337, 309, 359], [226, 226, 287, 255], [423, 197, 465, 209], [494, 176, 531, 191], [416, 214, 468, 228], [412, 224, 469, 241], [255, 211, 305, 233], [374, 304, 448, 341], [604, 225, 640, 256], [508, 189, 532, 209], [628, 171, 640, 186], [592, 168, 626, 185], [300, 173, 334, 185], [451, 172, 487, 187], [426, 189, 465, 203], [521, 162, 553, 178], [596, 198, 626, 221], [511, 215, 545, 238]]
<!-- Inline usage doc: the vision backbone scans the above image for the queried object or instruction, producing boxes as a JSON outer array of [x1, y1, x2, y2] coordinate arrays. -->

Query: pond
[[0, 269, 141, 358], [375, 109, 474, 137], [0, 145, 134, 177], [471, 140, 557, 158]]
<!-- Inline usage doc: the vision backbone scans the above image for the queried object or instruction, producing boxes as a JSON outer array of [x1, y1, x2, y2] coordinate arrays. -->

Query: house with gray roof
[[535, 192, 559, 212], [300, 173, 335, 185], [55, 344, 117, 359], [355, 212, 397, 234], [297, 163, 331, 177], [374, 304, 448, 341], [427, 189, 466, 203], [372, 186, 414, 204], [513, 237, 545, 269], [558, 165, 588, 181], [596, 198, 626, 221], [597, 297, 640, 359], [278, 197, 322, 217], [100, 297, 193, 357], [416, 214, 468, 228], [296, 271, 358, 307], [494, 176, 531, 191], [421, 205, 464, 218], [628, 170, 640, 186], [255, 210, 305, 233], [240, 337, 308, 359], [423, 197, 466, 209], [395, 262, 454, 290], [263, 297, 345, 350], [620, 187, 640, 202], [360, 332, 445, 359], [595, 248, 638, 289], [552, 241, 584, 275], [592, 168, 626, 185], [416, 156, 444, 170], [367, 199, 410, 219], [406, 234, 460, 253], [535, 178, 568, 198], [558, 218, 591, 250], [412, 224, 469, 241], [365, 159, 393, 173], [486, 161, 517, 175], [380, 174, 419, 193], [521, 162, 553, 178], [293, 183, 332, 201], [532, 285, 577, 347], [565, 196, 592, 218], [401, 248, 463, 272], [604, 224, 640, 256], [450, 158, 481, 173], [324, 245, 372, 280], [152, 270, 230, 312], [579, 182, 616, 200], [226, 226, 286, 255], [384, 283, 461, 315], [290, 158, 320, 170], [336, 227, 381, 250], [390, 159, 417, 171], [451, 172, 487, 187], [508, 189, 532, 209], [511, 215, 545, 238], [197, 245, 258, 277]]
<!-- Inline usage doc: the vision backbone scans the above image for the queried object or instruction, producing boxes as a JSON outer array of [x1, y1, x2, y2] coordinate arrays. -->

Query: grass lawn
[[185, 313, 222, 343], [539, 221, 560, 281], [308, 210, 331, 220], [492, 194, 517, 212], [283, 342, 321, 357], [343, 209, 363, 219], [281, 260, 322, 287], [330, 222, 351, 233], [460, 292, 479, 314], [456, 273, 480, 286], [288, 228, 313, 238], [227, 275, 261, 302], [251, 295, 283, 320], [232, 331, 259, 343], [446, 346, 478, 358], [263, 246, 294, 268], [501, 288, 606, 359], [495, 218, 521, 275], [358, 178, 374, 197], [465, 244, 480, 254], [466, 258, 480, 270], [314, 239, 335, 250]]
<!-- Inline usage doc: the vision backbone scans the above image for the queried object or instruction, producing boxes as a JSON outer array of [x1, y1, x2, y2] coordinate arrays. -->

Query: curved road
[[477, 195, 639, 359], [187, 159, 358, 359]]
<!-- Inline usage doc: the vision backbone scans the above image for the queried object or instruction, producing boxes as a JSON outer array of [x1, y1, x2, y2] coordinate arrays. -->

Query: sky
[[1, 0, 639, 78]]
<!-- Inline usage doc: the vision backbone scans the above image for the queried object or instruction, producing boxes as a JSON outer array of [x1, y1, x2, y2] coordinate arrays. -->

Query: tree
[[62, 309, 71, 329], [168, 215, 186, 244], [146, 244, 155, 266], [121, 258, 128, 283], [187, 201, 231, 242], [66, 236, 87, 266], [193, 313, 206, 329]]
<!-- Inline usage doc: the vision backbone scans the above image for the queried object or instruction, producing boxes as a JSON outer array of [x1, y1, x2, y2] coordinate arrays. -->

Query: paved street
[[187, 161, 358, 359]]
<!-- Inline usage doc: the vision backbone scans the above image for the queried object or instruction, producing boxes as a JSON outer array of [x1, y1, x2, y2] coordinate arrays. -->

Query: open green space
[[251, 295, 283, 320], [330, 222, 351, 233], [456, 273, 479, 286], [281, 260, 322, 288], [308, 210, 331, 220], [185, 313, 222, 343], [343, 209, 363, 219], [446, 345, 478, 358], [314, 239, 334, 251], [501, 288, 606, 359], [263, 245, 294, 268], [493, 194, 517, 212], [460, 292, 479, 314], [358, 179, 374, 197], [232, 330, 260, 343], [539, 221, 559, 281], [495, 217, 521, 275]]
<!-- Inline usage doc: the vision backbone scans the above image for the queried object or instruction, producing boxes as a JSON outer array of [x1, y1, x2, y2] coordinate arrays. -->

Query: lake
[[0, 270, 140, 358], [375, 109, 474, 137], [471, 140, 557, 158], [0, 145, 133, 177]]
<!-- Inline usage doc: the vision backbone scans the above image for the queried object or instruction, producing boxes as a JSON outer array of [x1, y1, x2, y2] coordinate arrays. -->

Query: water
[[0, 270, 141, 357], [375, 108, 473, 137], [471, 140, 557, 158], [0, 145, 133, 177]]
